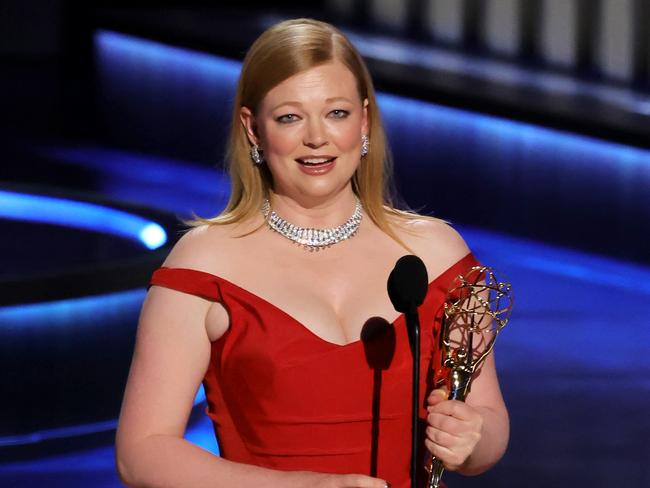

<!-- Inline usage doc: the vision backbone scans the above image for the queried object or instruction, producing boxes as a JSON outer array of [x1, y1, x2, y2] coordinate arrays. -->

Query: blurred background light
[[0, 190, 168, 250]]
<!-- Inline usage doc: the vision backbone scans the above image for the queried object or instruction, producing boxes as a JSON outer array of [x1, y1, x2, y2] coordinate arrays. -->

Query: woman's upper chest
[[206, 230, 407, 346]]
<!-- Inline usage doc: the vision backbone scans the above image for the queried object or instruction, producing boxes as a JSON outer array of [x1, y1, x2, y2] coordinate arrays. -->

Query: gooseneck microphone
[[388, 255, 429, 488]]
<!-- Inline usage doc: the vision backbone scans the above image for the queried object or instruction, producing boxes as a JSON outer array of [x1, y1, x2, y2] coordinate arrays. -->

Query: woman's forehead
[[261, 61, 360, 109]]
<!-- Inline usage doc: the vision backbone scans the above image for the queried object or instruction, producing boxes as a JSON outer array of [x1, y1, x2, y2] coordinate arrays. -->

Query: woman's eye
[[329, 109, 349, 119], [276, 114, 298, 124]]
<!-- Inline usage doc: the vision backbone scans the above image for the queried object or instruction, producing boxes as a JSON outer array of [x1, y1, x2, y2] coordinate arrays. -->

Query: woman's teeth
[[297, 157, 335, 165]]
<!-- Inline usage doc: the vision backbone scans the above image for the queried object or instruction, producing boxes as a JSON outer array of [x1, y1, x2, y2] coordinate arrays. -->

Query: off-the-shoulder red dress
[[149, 252, 478, 488]]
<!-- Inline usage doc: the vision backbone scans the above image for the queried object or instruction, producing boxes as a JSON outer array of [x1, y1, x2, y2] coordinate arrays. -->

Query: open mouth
[[295, 156, 337, 166]]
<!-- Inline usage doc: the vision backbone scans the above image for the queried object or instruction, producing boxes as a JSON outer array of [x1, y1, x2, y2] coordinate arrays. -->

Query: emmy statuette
[[425, 266, 513, 488]]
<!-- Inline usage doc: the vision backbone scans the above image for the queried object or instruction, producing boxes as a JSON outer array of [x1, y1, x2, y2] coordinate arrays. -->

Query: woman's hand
[[290, 471, 389, 488], [424, 388, 484, 471]]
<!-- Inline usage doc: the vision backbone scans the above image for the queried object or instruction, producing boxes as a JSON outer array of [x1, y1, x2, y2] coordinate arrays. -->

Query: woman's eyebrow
[[271, 100, 302, 110], [270, 101, 302, 111], [325, 96, 353, 103], [270, 96, 354, 112]]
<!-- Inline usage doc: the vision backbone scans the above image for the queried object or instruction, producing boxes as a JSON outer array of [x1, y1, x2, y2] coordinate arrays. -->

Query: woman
[[115, 18, 509, 488]]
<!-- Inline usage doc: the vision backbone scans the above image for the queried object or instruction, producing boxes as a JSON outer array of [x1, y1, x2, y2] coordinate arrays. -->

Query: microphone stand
[[387, 254, 428, 488], [405, 306, 421, 488]]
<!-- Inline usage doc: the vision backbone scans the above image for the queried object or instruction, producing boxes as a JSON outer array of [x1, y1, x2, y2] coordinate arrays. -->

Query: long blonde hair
[[188, 18, 428, 243]]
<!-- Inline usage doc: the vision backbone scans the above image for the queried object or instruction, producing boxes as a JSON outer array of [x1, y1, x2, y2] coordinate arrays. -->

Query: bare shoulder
[[161, 222, 244, 272], [155, 223, 243, 342], [393, 217, 471, 278]]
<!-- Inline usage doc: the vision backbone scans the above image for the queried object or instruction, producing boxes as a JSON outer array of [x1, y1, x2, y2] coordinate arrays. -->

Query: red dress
[[149, 252, 478, 488]]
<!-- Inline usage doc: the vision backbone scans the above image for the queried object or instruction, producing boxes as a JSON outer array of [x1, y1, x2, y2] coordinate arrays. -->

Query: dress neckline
[[158, 252, 475, 349]]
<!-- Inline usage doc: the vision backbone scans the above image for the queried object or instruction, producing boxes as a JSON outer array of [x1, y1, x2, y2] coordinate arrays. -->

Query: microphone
[[388, 255, 429, 349], [387, 255, 429, 488]]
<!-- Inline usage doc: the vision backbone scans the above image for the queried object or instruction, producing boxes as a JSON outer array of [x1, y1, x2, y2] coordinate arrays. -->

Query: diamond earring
[[361, 134, 369, 157], [250, 143, 263, 164]]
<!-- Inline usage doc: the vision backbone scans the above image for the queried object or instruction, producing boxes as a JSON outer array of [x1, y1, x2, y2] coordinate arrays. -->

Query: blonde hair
[[187, 18, 430, 244]]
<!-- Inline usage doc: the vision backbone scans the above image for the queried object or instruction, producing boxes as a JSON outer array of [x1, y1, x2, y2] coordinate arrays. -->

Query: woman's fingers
[[426, 424, 459, 448], [338, 473, 390, 487], [426, 388, 448, 407], [424, 437, 465, 469], [428, 399, 476, 421], [427, 411, 472, 437]]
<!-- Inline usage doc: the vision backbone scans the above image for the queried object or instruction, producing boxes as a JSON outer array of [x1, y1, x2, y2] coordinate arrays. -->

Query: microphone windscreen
[[387, 255, 429, 313]]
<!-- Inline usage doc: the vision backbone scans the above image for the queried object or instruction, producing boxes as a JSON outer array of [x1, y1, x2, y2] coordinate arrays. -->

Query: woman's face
[[241, 61, 368, 202]]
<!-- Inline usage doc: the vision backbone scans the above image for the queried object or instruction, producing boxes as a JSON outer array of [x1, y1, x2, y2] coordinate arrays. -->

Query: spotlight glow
[[0, 190, 167, 249], [139, 222, 167, 250]]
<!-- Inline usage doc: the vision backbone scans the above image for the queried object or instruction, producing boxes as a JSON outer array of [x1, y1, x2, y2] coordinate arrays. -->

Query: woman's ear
[[239, 106, 259, 146]]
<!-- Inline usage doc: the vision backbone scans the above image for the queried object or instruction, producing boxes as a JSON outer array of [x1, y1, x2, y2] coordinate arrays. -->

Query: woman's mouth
[[295, 156, 337, 166], [295, 156, 337, 175]]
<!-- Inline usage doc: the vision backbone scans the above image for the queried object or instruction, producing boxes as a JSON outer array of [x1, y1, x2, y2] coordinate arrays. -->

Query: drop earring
[[361, 134, 369, 157], [250, 143, 263, 164]]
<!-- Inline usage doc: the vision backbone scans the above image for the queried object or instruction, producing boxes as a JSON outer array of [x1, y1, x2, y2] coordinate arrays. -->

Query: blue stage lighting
[[95, 29, 241, 82], [39, 145, 231, 218], [0, 190, 167, 250], [0, 420, 119, 447], [0, 289, 146, 329], [375, 91, 650, 171]]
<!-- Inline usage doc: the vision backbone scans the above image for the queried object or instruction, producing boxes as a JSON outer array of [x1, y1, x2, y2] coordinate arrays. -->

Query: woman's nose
[[303, 119, 328, 148]]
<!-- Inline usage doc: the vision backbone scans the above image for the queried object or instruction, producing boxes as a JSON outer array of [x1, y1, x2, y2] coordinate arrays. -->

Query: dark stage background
[[1, 1, 649, 487]]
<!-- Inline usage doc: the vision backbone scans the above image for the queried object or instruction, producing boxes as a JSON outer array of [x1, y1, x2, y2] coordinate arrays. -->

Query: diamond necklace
[[261, 197, 363, 251]]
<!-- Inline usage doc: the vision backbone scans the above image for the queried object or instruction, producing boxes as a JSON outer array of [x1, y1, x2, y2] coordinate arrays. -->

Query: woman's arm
[[114, 283, 234, 487], [115, 268, 388, 488], [401, 219, 509, 475]]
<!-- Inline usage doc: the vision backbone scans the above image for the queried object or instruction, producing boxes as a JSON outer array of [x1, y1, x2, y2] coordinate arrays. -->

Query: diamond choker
[[261, 198, 363, 251]]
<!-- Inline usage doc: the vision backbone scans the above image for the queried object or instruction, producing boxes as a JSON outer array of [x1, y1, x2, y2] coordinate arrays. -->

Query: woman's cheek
[[264, 125, 303, 156], [329, 122, 360, 150]]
